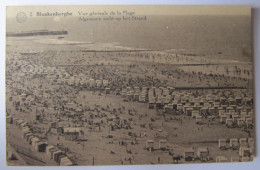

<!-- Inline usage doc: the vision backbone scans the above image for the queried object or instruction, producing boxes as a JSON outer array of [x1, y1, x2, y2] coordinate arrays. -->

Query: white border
[[1, 1, 259, 170]]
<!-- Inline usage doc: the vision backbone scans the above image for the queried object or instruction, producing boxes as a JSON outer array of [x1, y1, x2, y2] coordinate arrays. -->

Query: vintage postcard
[[6, 5, 254, 166]]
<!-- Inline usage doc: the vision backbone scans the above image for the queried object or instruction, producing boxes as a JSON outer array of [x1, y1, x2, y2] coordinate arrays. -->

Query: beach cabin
[[229, 99, 236, 105], [244, 97, 253, 106], [53, 150, 65, 162], [60, 156, 73, 166], [232, 115, 240, 122], [156, 101, 163, 109], [237, 118, 245, 127], [230, 138, 239, 150], [197, 147, 209, 161], [183, 148, 195, 161], [28, 135, 37, 145], [134, 87, 140, 93], [89, 79, 96, 88], [241, 156, 251, 162], [172, 103, 178, 110], [168, 103, 174, 111], [94, 80, 100, 88], [221, 105, 227, 110], [159, 140, 167, 150], [226, 119, 233, 128], [218, 110, 225, 117], [248, 138, 254, 148], [50, 122, 57, 128], [6, 150, 16, 161], [231, 156, 240, 162], [35, 141, 48, 152], [115, 89, 121, 95], [134, 93, 139, 101], [57, 126, 64, 135], [56, 154, 67, 164], [24, 132, 33, 140], [19, 122, 28, 129], [63, 128, 81, 141], [148, 101, 155, 109], [21, 127, 31, 138], [16, 119, 24, 127], [163, 105, 171, 113], [218, 138, 227, 150], [220, 115, 227, 124], [236, 107, 243, 114], [200, 108, 208, 116], [208, 107, 216, 115], [145, 140, 154, 151], [186, 108, 193, 116], [239, 147, 251, 158], [46, 145, 55, 158], [177, 104, 183, 111], [105, 88, 110, 94], [103, 80, 109, 87], [139, 95, 146, 103], [216, 156, 228, 163], [192, 110, 200, 118], [121, 88, 127, 97], [245, 118, 253, 129], [48, 148, 59, 159], [26, 133, 34, 142], [226, 106, 234, 113], [196, 116, 203, 124], [13, 118, 19, 125], [96, 80, 102, 88], [6, 116, 13, 124], [31, 137, 40, 148], [127, 86, 132, 92], [248, 138, 254, 155], [239, 138, 248, 147], [240, 111, 247, 119]]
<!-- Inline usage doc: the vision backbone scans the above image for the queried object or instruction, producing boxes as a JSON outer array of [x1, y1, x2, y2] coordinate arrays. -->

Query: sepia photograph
[[5, 5, 254, 166]]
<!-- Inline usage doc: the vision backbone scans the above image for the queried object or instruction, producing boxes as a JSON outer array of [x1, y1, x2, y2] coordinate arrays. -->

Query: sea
[[6, 15, 252, 62]]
